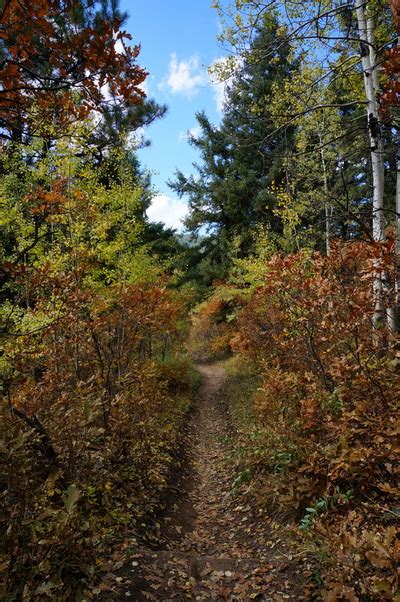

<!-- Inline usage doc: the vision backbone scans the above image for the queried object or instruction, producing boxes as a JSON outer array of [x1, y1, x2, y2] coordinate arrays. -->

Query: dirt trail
[[112, 363, 305, 600]]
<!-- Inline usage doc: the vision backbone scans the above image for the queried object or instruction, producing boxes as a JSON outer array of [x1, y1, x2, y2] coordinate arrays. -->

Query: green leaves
[[63, 484, 81, 515], [169, 14, 299, 281]]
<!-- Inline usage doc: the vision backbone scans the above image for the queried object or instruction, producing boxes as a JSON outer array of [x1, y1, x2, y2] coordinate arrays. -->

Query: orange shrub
[[0, 269, 191, 599], [230, 241, 399, 598], [189, 287, 244, 361]]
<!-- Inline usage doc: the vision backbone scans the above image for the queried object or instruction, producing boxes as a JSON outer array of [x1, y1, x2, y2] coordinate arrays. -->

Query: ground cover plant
[[1, 0, 400, 599]]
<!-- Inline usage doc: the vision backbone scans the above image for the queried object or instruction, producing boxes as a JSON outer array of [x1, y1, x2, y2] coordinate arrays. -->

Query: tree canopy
[[1, 1, 399, 599]]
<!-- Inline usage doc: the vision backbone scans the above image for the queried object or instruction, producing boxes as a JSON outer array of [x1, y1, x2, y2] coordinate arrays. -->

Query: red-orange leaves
[[233, 242, 397, 483], [224, 240, 400, 597], [1, 271, 189, 596], [0, 1, 147, 141], [23, 178, 69, 220], [389, 0, 400, 33]]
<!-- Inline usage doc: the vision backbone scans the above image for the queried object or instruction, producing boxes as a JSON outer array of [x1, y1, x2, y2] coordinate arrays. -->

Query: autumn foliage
[[1, 0, 400, 599], [389, 0, 400, 33], [189, 288, 242, 361], [0, 0, 147, 141], [197, 241, 399, 599], [0, 263, 193, 598], [0, 2, 191, 591]]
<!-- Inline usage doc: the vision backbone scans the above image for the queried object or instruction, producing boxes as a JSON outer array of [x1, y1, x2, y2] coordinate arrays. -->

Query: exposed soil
[[103, 363, 307, 600]]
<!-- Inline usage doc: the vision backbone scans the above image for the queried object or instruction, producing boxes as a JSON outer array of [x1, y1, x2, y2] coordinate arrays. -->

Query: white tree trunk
[[368, 9, 397, 331], [320, 141, 332, 256], [355, 0, 385, 328], [317, 120, 333, 256]]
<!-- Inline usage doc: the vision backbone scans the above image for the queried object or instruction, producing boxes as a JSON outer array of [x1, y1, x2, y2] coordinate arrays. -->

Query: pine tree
[[169, 14, 299, 277]]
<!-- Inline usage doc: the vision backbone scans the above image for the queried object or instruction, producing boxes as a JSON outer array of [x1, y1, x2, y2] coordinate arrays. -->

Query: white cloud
[[188, 125, 202, 138], [146, 194, 188, 230], [127, 126, 146, 148], [163, 53, 207, 98], [178, 125, 202, 142], [213, 79, 228, 113]]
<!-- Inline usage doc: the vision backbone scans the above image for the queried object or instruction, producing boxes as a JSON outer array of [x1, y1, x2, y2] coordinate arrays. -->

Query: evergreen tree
[[169, 14, 299, 278]]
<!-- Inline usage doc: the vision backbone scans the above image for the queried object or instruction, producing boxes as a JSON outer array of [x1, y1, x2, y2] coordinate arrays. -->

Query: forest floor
[[100, 362, 308, 601]]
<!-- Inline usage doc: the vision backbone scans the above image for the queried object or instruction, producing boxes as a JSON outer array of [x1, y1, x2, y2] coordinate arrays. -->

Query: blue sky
[[119, 0, 228, 230]]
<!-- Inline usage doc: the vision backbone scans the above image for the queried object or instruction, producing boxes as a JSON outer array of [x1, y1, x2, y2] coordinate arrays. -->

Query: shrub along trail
[[108, 363, 306, 600]]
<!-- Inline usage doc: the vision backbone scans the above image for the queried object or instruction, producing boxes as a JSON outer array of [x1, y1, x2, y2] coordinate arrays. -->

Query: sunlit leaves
[[0, 0, 147, 142]]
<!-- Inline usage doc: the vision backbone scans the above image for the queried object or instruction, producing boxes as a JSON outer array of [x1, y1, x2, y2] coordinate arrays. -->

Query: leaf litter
[[97, 363, 307, 600]]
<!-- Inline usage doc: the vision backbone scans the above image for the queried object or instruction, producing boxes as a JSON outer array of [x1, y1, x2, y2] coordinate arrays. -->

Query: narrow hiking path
[[110, 363, 306, 600]]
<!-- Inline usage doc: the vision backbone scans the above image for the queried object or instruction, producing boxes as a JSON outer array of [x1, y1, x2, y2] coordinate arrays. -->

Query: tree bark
[[355, 0, 385, 329], [394, 142, 400, 329], [11, 406, 59, 465], [318, 125, 333, 256]]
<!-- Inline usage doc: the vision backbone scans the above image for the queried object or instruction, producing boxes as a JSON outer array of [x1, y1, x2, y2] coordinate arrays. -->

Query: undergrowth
[[0, 278, 198, 600], [196, 241, 400, 601]]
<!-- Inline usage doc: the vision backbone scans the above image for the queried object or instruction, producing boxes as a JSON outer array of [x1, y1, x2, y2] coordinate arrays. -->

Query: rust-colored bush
[[0, 269, 192, 599], [228, 241, 399, 599]]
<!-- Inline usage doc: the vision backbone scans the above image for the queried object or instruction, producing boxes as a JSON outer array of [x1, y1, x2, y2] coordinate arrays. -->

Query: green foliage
[[232, 467, 254, 490], [169, 14, 299, 283], [2, 1, 400, 600], [0, 21, 186, 596], [299, 488, 354, 531]]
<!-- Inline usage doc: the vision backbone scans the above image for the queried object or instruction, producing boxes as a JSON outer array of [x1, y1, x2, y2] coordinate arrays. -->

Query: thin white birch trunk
[[355, 0, 385, 328], [368, 14, 398, 331], [319, 130, 332, 256], [316, 112, 333, 256]]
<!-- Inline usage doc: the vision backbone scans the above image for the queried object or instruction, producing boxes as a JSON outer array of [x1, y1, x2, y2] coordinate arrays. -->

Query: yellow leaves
[[371, 578, 395, 596], [44, 469, 62, 497], [270, 183, 312, 251], [208, 55, 240, 84], [234, 13, 243, 28]]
